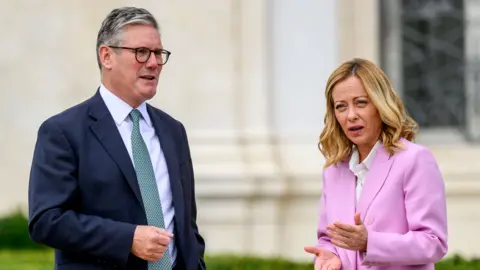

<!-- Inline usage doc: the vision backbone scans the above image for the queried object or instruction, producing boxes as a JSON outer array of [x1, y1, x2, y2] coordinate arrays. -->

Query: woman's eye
[[335, 104, 345, 110], [357, 100, 368, 105]]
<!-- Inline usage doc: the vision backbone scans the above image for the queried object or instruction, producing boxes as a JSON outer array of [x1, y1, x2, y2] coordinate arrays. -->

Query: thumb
[[304, 246, 322, 255], [354, 212, 363, 225]]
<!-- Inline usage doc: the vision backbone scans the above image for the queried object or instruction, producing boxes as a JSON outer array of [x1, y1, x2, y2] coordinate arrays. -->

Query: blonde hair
[[318, 58, 418, 168]]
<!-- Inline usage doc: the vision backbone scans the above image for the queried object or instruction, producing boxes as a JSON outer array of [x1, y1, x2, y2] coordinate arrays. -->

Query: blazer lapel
[[148, 105, 185, 233], [356, 144, 395, 221], [88, 91, 144, 210]]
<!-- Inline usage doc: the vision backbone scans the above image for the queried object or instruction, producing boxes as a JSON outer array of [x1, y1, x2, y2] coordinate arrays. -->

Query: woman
[[304, 58, 448, 270]]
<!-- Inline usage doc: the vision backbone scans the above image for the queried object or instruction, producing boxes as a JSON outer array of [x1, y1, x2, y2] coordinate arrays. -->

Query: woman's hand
[[327, 212, 368, 252], [304, 246, 341, 270]]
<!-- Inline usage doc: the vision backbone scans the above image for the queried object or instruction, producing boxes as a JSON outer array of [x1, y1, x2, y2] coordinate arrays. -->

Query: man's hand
[[304, 246, 341, 270], [327, 212, 368, 252], [131, 225, 173, 262]]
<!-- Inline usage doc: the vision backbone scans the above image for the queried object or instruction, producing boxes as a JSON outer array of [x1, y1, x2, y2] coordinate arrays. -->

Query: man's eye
[[137, 48, 149, 55]]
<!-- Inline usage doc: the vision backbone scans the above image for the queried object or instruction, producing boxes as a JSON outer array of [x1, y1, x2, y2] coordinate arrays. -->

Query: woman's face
[[332, 76, 382, 152]]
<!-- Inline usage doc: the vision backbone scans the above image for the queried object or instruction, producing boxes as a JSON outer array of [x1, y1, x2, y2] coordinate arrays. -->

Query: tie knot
[[130, 109, 142, 124]]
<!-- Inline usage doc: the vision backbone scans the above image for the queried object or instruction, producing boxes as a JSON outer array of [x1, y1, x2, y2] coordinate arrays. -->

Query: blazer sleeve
[[28, 119, 136, 267], [360, 147, 448, 266], [179, 123, 206, 269], [316, 170, 339, 256]]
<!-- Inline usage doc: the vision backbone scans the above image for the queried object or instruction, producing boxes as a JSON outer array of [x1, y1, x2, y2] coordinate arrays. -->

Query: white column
[[465, 0, 480, 141], [337, 0, 380, 64], [268, 0, 338, 259], [269, 0, 337, 174]]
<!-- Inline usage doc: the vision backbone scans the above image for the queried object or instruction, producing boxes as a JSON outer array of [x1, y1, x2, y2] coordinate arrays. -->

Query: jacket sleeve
[[360, 147, 448, 266], [316, 170, 338, 256], [28, 119, 136, 268], [179, 123, 206, 269]]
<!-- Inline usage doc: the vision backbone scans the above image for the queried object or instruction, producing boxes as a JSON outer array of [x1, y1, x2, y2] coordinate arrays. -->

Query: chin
[[139, 88, 157, 100], [348, 136, 367, 147]]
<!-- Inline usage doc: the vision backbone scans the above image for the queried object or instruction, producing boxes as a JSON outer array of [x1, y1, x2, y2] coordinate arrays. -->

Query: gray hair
[[96, 7, 160, 69]]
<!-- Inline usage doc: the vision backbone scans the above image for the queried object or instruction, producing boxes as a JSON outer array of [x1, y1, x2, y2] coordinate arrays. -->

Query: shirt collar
[[349, 140, 381, 173], [99, 84, 152, 127]]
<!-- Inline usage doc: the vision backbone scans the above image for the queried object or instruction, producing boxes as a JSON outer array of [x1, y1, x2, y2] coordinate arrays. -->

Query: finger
[[155, 251, 166, 259], [144, 254, 160, 262], [314, 259, 323, 270], [354, 212, 363, 225], [321, 264, 331, 270], [332, 222, 356, 232], [327, 226, 352, 239], [148, 252, 164, 262], [318, 260, 326, 270], [328, 231, 350, 246], [155, 228, 174, 238], [304, 246, 321, 255], [153, 233, 172, 246], [327, 226, 351, 240], [331, 238, 350, 250], [326, 262, 341, 270], [150, 242, 168, 253]]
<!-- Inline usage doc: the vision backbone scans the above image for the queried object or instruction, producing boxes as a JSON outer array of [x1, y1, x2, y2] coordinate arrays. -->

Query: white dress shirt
[[99, 85, 176, 264], [349, 140, 381, 207]]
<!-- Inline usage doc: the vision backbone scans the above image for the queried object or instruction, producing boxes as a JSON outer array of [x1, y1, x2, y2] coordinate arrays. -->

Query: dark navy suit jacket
[[28, 90, 206, 270]]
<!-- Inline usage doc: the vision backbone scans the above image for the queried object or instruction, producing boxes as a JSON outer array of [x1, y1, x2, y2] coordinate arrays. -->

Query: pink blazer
[[316, 138, 448, 270]]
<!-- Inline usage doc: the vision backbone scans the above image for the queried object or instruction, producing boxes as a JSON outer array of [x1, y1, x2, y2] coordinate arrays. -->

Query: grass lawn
[[2, 249, 480, 270], [0, 250, 53, 270]]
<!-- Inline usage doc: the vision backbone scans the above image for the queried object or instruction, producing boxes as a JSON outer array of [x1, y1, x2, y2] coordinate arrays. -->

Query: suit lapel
[[148, 105, 185, 233], [88, 91, 144, 210], [356, 144, 395, 221]]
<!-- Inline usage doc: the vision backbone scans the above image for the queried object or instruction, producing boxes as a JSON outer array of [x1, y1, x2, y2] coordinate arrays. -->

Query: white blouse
[[348, 140, 381, 207]]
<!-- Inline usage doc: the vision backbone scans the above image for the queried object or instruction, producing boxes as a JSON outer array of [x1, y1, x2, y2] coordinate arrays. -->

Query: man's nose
[[145, 52, 160, 68]]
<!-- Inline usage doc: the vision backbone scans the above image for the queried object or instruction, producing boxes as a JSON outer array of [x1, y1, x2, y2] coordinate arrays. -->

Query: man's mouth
[[140, 75, 156, 81]]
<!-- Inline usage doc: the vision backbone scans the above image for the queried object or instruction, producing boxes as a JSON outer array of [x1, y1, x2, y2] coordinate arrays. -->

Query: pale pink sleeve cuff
[[359, 230, 390, 267]]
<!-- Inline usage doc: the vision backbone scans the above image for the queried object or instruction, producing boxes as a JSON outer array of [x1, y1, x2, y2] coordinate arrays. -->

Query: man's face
[[108, 24, 163, 107]]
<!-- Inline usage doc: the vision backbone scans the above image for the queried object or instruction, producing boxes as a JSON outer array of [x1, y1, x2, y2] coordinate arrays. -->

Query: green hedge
[[0, 209, 46, 250], [1, 251, 480, 270], [205, 255, 480, 269], [1, 210, 479, 269]]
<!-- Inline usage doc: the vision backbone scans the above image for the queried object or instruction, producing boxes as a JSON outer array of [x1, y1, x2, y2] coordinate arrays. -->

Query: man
[[28, 7, 206, 270]]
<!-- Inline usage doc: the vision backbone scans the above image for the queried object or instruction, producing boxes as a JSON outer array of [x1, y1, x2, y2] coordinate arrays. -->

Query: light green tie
[[130, 109, 172, 270]]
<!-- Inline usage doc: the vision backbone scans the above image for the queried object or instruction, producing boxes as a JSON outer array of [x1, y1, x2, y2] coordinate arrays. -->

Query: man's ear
[[99, 45, 113, 70]]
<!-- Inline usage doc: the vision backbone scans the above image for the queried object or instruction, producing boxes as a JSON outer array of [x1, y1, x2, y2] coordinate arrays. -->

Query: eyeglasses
[[109, 46, 171, 65]]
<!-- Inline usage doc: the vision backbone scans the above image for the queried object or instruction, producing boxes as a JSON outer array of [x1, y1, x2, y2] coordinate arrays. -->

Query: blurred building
[[1, 0, 479, 262]]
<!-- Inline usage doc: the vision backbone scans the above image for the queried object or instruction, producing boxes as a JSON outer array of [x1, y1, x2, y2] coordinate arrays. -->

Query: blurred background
[[1, 0, 480, 267]]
